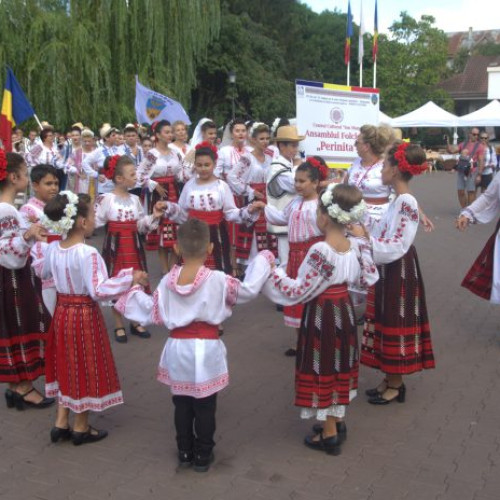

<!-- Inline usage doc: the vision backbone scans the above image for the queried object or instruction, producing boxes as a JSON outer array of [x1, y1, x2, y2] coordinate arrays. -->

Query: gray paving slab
[[1, 171, 500, 499]]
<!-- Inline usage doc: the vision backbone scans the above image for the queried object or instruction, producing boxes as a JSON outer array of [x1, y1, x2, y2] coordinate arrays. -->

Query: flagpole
[[373, 60, 377, 88], [33, 114, 43, 131], [347, 61, 350, 86], [360, 60, 363, 87]]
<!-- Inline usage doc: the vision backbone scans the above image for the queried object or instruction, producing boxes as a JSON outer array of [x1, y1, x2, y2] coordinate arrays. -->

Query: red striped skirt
[[461, 220, 500, 300], [360, 246, 435, 375], [188, 209, 232, 274], [45, 294, 123, 413], [0, 259, 50, 383], [284, 236, 324, 328], [145, 176, 179, 250], [102, 221, 149, 293], [235, 183, 278, 260], [295, 284, 358, 408]]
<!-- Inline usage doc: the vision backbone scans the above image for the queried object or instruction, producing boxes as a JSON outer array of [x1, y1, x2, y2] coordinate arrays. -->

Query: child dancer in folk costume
[[361, 143, 435, 404], [95, 155, 165, 343], [0, 152, 54, 410], [137, 120, 183, 273], [65, 128, 98, 197], [164, 142, 260, 277], [20, 165, 60, 314], [34, 192, 147, 445], [122, 124, 144, 167], [227, 122, 278, 264], [115, 219, 274, 471], [262, 159, 327, 355], [457, 173, 500, 302], [262, 184, 378, 456]]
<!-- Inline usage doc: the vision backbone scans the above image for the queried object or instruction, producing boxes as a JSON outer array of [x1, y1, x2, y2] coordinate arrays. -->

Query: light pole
[[228, 70, 236, 120]]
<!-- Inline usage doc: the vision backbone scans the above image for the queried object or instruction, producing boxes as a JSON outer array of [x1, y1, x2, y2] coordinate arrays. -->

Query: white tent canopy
[[391, 101, 459, 128], [379, 111, 393, 126], [458, 100, 500, 126]]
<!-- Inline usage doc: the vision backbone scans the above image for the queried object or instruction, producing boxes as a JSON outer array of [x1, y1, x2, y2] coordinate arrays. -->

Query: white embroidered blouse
[[367, 193, 420, 265], [94, 193, 158, 233], [262, 239, 378, 305], [164, 178, 257, 224], [264, 197, 322, 243], [0, 203, 32, 269], [227, 151, 272, 199], [136, 147, 182, 192]]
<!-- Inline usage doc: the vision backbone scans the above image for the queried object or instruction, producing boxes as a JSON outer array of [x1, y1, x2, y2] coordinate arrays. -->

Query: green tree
[[374, 13, 453, 116], [0, 0, 221, 130]]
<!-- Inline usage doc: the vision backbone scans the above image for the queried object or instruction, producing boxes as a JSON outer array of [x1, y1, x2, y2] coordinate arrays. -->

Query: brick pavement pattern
[[1, 171, 500, 500]]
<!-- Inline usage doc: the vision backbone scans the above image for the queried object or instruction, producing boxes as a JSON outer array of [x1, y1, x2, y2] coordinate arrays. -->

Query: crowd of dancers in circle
[[3, 116, 496, 473]]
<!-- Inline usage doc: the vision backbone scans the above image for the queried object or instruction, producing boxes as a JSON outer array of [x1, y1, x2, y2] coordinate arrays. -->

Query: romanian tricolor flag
[[0, 67, 35, 152], [344, 1, 353, 66], [372, 0, 379, 62]]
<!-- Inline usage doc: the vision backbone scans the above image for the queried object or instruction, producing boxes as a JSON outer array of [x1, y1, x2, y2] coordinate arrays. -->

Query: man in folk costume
[[82, 124, 125, 195], [266, 125, 305, 269]]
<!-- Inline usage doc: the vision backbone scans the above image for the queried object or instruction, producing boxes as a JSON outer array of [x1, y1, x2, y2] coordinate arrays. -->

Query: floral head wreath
[[195, 141, 218, 161], [320, 183, 366, 224], [393, 142, 427, 176], [40, 191, 79, 235], [0, 149, 7, 182], [249, 121, 267, 137], [306, 156, 328, 182], [103, 155, 121, 180]]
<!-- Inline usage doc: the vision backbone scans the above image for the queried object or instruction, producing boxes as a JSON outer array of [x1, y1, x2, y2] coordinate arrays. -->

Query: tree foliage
[[0, 0, 220, 129]]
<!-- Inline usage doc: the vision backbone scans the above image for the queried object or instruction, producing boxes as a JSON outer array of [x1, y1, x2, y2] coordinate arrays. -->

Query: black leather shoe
[[114, 327, 128, 343], [368, 384, 406, 405], [5, 389, 15, 408], [284, 348, 297, 357], [178, 450, 193, 468], [14, 389, 55, 410], [365, 378, 388, 397], [312, 421, 347, 443], [130, 323, 151, 339], [50, 426, 72, 443], [72, 426, 108, 446], [193, 452, 214, 472], [304, 433, 341, 456]]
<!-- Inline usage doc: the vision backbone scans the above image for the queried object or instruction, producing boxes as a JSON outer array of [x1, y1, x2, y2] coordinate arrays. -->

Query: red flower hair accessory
[[306, 156, 328, 181], [0, 149, 7, 182], [394, 142, 427, 176], [103, 155, 121, 180], [195, 141, 218, 161]]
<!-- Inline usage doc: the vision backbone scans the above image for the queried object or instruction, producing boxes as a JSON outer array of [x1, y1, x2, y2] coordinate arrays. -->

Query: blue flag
[[135, 76, 191, 125], [6, 67, 35, 124]]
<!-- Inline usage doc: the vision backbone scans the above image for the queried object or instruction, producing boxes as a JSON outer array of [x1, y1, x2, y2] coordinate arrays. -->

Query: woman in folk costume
[[361, 142, 435, 405], [182, 119, 218, 183], [95, 155, 165, 343], [345, 125, 395, 221], [457, 172, 500, 303], [136, 120, 183, 273], [0, 151, 53, 410], [215, 118, 251, 181], [170, 120, 189, 161], [33, 192, 147, 445], [227, 122, 278, 264], [262, 183, 378, 456]]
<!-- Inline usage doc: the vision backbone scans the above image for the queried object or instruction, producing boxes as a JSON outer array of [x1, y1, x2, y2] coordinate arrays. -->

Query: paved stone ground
[[1, 171, 500, 500]]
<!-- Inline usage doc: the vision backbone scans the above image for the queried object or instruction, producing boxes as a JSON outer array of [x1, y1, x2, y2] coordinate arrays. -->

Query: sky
[[302, 0, 500, 33]]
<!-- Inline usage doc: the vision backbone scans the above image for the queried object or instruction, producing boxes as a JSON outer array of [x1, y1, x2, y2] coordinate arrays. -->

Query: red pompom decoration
[[0, 149, 7, 182], [195, 141, 218, 161], [306, 156, 328, 181], [103, 154, 121, 180], [394, 143, 428, 176]]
